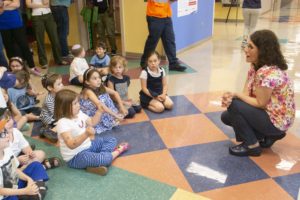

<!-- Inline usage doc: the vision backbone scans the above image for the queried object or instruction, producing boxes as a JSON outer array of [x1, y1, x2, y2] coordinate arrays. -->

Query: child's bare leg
[[148, 99, 164, 113], [16, 116, 28, 130], [163, 96, 174, 110], [26, 113, 40, 121]]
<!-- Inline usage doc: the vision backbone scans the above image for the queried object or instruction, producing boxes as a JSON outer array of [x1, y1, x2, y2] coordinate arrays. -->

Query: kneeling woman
[[221, 30, 295, 157]]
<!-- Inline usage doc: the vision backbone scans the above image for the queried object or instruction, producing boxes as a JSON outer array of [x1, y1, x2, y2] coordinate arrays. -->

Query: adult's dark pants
[[140, 16, 178, 67], [0, 26, 35, 68], [51, 5, 70, 57], [221, 99, 285, 146], [0, 33, 8, 67]]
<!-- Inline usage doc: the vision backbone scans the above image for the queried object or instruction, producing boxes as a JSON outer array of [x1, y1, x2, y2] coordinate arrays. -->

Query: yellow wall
[[214, 2, 243, 21], [121, 0, 163, 55], [68, 4, 80, 45]]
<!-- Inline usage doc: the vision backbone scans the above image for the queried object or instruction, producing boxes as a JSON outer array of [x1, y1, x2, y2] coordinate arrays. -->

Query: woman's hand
[[222, 92, 234, 108]]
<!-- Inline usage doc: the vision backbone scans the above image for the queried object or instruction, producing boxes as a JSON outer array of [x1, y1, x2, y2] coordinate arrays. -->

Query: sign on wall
[[178, 0, 198, 17]]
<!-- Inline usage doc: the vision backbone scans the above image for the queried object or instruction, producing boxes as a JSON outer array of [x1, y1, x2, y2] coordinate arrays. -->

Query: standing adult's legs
[[51, 6, 70, 57], [161, 17, 178, 65], [44, 13, 63, 64], [32, 15, 48, 66], [242, 8, 251, 37], [2, 27, 36, 68], [140, 16, 165, 68], [104, 11, 117, 53], [0, 33, 8, 67], [97, 13, 107, 45], [248, 9, 260, 35]]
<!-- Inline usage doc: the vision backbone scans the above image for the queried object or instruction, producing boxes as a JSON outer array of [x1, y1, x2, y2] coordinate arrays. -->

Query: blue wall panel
[[171, 0, 214, 51]]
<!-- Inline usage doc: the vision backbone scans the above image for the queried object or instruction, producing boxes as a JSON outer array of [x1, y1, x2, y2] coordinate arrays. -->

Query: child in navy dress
[[139, 51, 173, 113], [107, 55, 141, 118]]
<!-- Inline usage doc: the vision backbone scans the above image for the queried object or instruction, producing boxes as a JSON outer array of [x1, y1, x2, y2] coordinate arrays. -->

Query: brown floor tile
[[251, 133, 300, 177], [112, 149, 193, 192], [151, 114, 228, 148], [185, 92, 226, 113], [200, 179, 293, 200], [120, 109, 149, 125]]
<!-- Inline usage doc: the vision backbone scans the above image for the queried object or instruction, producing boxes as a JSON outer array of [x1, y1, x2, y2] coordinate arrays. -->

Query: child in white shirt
[[69, 44, 90, 86]]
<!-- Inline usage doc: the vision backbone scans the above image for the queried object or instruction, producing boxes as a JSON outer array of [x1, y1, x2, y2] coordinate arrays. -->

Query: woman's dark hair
[[54, 89, 78, 120], [250, 30, 287, 70], [146, 51, 161, 62], [82, 68, 106, 96], [41, 73, 62, 91]]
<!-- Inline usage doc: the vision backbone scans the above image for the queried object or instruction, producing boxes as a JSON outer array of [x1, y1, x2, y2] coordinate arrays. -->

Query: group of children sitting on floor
[[0, 42, 174, 199]]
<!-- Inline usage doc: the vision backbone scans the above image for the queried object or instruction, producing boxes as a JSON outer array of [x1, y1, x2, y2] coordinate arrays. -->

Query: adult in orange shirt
[[140, 0, 186, 72]]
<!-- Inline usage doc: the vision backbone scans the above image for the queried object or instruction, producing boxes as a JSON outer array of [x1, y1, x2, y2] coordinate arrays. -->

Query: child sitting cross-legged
[[0, 108, 49, 200], [4, 110, 61, 171], [107, 55, 142, 118], [39, 73, 64, 143], [7, 70, 41, 121], [69, 44, 90, 86], [80, 69, 128, 134], [90, 42, 110, 83], [55, 89, 129, 175]]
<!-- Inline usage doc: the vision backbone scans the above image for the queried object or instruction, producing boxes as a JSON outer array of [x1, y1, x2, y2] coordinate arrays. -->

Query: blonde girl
[[107, 56, 141, 118]]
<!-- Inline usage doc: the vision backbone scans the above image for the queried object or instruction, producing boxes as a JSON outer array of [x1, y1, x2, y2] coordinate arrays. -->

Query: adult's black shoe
[[259, 133, 286, 148], [229, 143, 262, 157], [169, 63, 187, 71]]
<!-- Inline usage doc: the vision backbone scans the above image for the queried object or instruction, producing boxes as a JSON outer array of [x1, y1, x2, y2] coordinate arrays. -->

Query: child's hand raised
[[85, 126, 95, 140]]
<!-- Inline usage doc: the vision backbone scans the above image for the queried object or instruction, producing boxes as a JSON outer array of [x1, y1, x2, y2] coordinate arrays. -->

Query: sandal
[[42, 157, 61, 170], [86, 166, 108, 176], [114, 142, 130, 155]]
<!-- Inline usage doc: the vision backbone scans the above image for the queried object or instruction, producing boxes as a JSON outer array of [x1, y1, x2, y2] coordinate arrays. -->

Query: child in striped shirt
[[39, 73, 64, 142]]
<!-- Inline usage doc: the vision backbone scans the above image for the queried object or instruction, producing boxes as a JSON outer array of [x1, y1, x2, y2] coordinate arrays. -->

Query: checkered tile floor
[[94, 93, 300, 199], [32, 59, 300, 199]]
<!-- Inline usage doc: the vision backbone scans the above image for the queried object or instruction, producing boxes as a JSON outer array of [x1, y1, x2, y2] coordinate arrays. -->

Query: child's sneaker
[[114, 142, 130, 155], [40, 127, 58, 143], [86, 166, 108, 176], [30, 67, 44, 77]]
